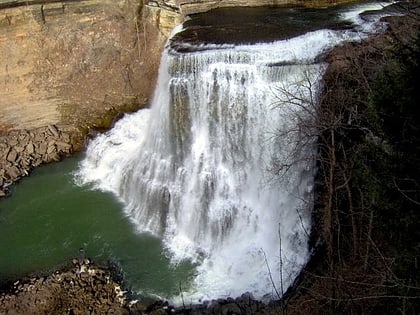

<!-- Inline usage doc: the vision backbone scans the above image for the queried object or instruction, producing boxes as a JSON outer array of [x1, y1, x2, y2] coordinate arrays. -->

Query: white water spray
[[75, 3, 393, 303]]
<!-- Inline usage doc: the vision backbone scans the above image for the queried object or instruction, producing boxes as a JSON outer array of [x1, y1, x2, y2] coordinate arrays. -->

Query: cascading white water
[[75, 3, 393, 303]]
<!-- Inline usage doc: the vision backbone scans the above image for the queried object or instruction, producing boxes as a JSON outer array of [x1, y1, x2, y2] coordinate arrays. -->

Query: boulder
[[38, 142, 47, 155], [46, 144, 56, 154], [6, 148, 18, 162], [26, 141, 35, 155], [47, 124, 60, 137], [6, 165, 20, 179]]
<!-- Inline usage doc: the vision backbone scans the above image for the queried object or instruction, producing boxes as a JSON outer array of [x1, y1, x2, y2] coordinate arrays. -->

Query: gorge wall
[[0, 0, 352, 193], [0, 0, 180, 133], [0, 0, 181, 193], [0, 0, 353, 132]]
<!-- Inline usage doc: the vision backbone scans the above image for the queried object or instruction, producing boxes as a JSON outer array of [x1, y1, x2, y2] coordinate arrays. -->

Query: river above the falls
[[0, 1, 395, 304]]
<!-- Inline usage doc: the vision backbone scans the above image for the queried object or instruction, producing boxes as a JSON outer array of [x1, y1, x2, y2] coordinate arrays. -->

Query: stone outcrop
[[0, 258, 129, 315], [0, 125, 77, 196]]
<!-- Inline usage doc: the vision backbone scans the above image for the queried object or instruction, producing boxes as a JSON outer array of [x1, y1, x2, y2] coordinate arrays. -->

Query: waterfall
[[75, 3, 393, 303]]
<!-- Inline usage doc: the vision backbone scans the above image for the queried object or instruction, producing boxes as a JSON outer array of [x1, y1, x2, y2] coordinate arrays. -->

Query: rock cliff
[[0, 0, 181, 194], [0, 0, 357, 195], [0, 0, 179, 132]]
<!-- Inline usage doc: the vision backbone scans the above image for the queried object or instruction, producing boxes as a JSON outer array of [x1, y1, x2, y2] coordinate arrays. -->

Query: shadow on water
[[0, 155, 195, 299]]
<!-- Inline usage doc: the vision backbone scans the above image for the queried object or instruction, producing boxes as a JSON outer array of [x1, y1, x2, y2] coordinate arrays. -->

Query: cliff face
[[0, 0, 181, 194], [0, 0, 180, 132], [0, 0, 352, 194], [0, 0, 352, 133]]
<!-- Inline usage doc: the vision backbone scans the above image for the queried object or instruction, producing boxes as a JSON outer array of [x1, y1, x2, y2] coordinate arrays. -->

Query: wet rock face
[[0, 125, 75, 196]]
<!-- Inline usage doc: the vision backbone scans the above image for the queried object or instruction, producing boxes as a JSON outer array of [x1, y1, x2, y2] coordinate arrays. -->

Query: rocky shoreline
[[0, 258, 128, 315], [0, 125, 82, 197], [0, 257, 275, 314]]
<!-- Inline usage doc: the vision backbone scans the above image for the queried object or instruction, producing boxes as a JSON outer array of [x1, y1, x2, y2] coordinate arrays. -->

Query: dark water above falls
[[171, 2, 392, 49], [173, 6, 346, 48], [0, 1, 394, 304]]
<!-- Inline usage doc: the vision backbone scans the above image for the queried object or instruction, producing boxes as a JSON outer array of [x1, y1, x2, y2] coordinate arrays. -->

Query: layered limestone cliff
[[0, 0, 180, 132], [0, 0, 181, 194]]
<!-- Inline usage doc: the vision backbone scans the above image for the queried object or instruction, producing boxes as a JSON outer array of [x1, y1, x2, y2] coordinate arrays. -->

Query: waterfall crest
[[75, 3, 393, 302]]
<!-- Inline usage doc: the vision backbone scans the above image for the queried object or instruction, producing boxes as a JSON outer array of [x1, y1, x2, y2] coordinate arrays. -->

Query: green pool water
[[0, 155, 195, 299]]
